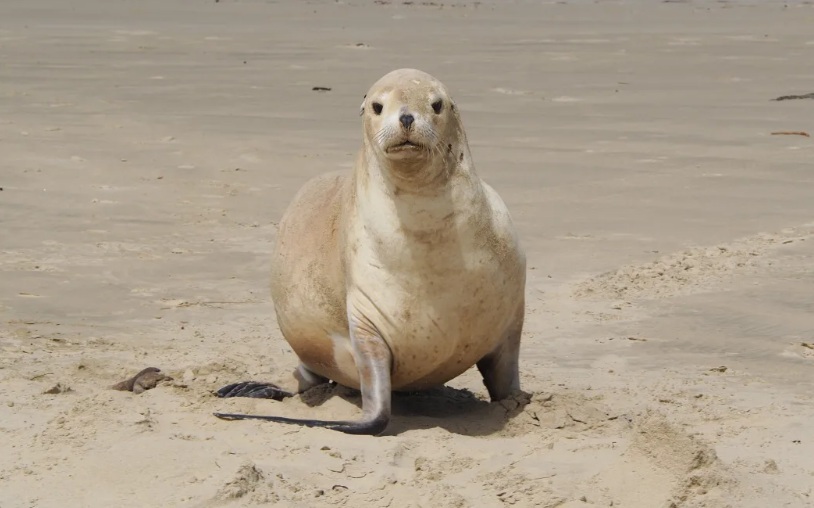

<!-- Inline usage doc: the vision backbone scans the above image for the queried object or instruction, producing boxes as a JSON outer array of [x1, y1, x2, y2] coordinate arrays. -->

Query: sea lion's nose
[[399, 114, 414, 130]]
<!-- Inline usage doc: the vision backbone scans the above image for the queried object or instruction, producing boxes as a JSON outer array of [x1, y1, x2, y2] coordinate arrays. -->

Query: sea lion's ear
[[360, 94, 366, 116]]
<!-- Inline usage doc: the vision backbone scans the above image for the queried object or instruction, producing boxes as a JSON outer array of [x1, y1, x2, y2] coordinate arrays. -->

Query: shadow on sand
[[296, 382, 531, 436]]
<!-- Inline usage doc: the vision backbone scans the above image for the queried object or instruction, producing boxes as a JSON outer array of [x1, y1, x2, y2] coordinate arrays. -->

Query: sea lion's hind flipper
[[215, 382, 293, 400], [216, 363, 327, 400], [212, 412, 389, 435]]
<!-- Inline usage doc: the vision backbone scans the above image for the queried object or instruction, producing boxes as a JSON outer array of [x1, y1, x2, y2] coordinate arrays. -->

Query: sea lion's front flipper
[[213, 326, 393, 436], [211, 412, 388, 435], [477, 322, 522, 402]]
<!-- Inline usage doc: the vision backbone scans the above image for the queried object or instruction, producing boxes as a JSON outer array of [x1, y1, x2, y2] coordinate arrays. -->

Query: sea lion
[[215, 68, 526, 435]]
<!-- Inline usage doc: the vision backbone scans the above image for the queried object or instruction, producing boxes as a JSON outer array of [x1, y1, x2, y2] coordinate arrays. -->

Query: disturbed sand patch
[[573, 225, 812, 301]]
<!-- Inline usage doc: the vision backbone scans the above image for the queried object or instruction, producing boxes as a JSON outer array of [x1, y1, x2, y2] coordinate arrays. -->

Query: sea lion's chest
[[345, 215, 521, 388]]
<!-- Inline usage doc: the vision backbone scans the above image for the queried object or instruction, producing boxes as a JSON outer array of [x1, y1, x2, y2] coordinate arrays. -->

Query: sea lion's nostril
[[399, 114, 414, 130]]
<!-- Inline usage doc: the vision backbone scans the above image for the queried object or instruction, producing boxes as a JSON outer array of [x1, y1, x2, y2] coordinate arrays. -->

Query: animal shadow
[[298, 382, 531, 436]]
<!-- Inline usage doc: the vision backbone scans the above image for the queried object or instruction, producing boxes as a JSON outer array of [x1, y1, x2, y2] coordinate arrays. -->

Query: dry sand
[[1, 0, 813, 506]]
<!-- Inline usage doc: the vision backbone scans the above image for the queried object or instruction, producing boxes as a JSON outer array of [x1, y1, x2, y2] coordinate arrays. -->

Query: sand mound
[[630, 413, 731, 508], [574, 226, 812, 301], [499, 390, 615, 437], [581, 411, 735, 508]]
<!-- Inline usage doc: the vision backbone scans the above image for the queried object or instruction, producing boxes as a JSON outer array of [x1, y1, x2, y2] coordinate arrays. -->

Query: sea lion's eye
[[431, 100, 443, 114], [372, 102, 383, 115]]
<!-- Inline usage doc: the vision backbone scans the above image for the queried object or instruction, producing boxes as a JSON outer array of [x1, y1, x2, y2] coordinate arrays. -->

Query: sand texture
[[1, 0, 813, 506]]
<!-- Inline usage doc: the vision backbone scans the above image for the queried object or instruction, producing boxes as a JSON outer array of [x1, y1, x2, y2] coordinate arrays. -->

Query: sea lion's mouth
[[386, 140, 423, 153]]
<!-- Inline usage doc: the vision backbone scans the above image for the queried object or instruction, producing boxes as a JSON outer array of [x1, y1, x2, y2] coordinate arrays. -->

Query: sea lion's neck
[[354, 146, 482, 237]]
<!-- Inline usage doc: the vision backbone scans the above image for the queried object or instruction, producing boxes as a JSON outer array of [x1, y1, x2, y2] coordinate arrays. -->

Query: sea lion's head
[[362, 69, 464, 180]]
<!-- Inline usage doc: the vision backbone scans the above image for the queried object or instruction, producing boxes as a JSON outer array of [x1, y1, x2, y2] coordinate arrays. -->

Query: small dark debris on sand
[[43, 383, 73, 395], [111, 367, 172, 394], [312, 86, 332, 92], [772, 93, 814, 101]]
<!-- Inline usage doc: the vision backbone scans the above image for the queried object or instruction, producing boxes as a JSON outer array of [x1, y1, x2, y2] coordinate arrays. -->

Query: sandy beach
[[1, 0, 813, 506]]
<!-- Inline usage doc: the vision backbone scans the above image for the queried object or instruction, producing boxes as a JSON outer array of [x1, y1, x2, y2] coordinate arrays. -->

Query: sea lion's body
[[273, 160, 524, 392], [216, 69, 526, 434]]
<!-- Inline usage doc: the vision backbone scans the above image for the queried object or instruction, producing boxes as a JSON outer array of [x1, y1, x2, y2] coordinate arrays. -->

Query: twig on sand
[[772, 93, 814, 101], [771, 131, 810, 137]]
